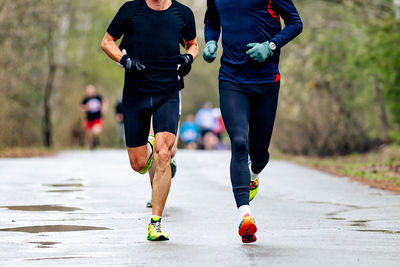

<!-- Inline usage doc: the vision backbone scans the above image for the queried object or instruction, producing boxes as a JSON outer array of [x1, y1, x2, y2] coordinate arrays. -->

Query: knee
[[129, 157, 147, 172], [154, 133, 175, 166], [155, 148, 171, 164], [155, 141, 172, 166], [231, 136, 248, 154]]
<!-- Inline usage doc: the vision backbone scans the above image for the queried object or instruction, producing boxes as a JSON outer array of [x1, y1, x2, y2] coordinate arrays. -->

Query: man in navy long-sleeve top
[[203, 0, 302, 243]]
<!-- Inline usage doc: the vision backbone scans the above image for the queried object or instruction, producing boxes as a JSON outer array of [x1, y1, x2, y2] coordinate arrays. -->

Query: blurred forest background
[[0, 0, 399, 156]]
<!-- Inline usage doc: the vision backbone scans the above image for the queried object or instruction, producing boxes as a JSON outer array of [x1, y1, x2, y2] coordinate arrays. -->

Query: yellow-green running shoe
[[147, 218, 169, 241], [139, 134, 155, 175], [249, 159, 260, 202], [146, 199, 152, 208]]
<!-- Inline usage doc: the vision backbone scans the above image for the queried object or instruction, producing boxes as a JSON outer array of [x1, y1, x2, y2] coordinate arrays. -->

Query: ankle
[[238, 205, 252, 219], [151, 216, 162, 223]]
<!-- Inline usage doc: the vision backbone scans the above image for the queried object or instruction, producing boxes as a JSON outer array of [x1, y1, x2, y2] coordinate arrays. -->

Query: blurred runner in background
[[195, 103, 226, 150], [115, 99, 125, 146], [195, 102, 217, 135], [179, 114, 200, 150], [81, 85, 107, 150]]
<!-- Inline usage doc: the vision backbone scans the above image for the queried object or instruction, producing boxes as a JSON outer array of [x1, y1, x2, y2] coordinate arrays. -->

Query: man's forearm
[[270, 0, 303, 49], [185, 39, 199, 60], [101, 33, 124, 63]]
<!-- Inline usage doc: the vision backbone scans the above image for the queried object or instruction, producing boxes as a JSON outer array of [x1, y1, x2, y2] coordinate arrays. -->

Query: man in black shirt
[[101, 0, 198, 241], [81, 85, 106, 149]]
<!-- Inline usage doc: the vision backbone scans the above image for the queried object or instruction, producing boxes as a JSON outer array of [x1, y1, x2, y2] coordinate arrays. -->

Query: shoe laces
[[153, 221, 162, 232], [243, 214, 255, 222]]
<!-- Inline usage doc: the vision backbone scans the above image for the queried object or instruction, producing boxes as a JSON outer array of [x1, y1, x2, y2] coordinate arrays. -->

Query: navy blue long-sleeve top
[[204, 0, 303, 83]]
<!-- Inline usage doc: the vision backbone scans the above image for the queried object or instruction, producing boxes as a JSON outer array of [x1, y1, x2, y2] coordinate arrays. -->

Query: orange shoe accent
[[242, 234, 257, 243], [250, 178, 259, 190], [238, 214, 258, 237]]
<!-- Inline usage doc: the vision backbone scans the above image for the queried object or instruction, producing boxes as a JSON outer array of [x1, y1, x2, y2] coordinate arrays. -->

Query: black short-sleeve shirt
[[107, 0, 196, 93], [82, 95, 103, 121]]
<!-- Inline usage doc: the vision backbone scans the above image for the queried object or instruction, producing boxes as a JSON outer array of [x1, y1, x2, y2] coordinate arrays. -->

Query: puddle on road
[[306, 201, 361, 209], [355, 229, 400, 235], [349, 220, 371, 227], [44, 184, 84, 188], [0, 205, 81, 212], [28, 241, 61, 249], [46, 189, 83, 193], [26, 256, 87, 261], [0, 225, 111, 233], [43, 180, 84, 193], [305, 201, 379, 225], [327, 217, 346, 221]]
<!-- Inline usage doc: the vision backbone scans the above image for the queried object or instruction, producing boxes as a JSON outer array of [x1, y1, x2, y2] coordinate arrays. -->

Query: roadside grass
[[280, 145, 400, 192], [0, 147, 56, 158]]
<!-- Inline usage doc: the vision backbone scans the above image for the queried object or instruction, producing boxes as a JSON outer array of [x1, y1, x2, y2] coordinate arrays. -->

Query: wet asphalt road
[[0, 150, 399, 266]]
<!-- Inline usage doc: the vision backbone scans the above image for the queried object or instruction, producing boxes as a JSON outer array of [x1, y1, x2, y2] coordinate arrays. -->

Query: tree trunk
[[375, 80, 390, 143], [43, 26, 56, 148]]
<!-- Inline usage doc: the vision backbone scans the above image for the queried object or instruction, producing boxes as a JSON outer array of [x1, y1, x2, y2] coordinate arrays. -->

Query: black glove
[[120, 55, 146, 72], [177, 54, 193, 77]]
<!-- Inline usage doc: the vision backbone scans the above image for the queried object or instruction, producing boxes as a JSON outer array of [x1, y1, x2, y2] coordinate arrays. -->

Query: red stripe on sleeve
[[268, 0, 280, 22]]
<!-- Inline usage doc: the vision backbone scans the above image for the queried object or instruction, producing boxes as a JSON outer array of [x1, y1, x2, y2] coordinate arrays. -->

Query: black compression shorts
[[122, 89, 180, 148]]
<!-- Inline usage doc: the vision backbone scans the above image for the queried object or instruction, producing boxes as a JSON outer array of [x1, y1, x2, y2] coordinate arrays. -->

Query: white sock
[[238, 205, 252, 219]]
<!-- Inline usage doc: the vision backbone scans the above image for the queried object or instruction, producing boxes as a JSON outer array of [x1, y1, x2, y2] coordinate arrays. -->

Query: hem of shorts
[[153, 129, 178, 136], [126, 144, 147, 149], [126, 140, 149, 149], [218, 76, 279, 85], [123, 86, 180, 94]]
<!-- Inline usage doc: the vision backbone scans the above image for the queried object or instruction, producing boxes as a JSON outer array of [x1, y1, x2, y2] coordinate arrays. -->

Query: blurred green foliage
[[274, 0, 400, 155]]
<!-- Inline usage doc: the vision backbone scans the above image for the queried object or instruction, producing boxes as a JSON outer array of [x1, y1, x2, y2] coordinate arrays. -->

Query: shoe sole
[[139, 157, 153, 175], [139, 135, 155, 175], [249, 176, 259, 202], [147, 235, 169, 241], [242, 234, 257, 243], [239, 219, 257, 237], [249, 187, 258, 202]]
